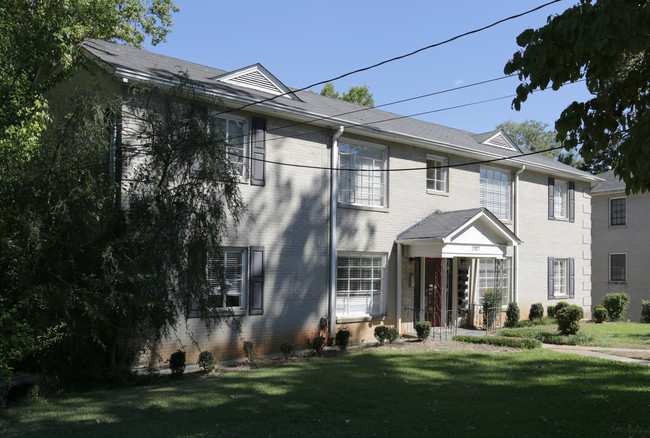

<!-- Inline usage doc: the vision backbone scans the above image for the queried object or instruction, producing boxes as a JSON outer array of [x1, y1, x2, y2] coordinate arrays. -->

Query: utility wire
[[211, 0, 562, 117]]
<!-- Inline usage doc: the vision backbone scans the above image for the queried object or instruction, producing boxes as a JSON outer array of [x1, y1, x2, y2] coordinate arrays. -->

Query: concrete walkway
[[541, 344, 650, 365]]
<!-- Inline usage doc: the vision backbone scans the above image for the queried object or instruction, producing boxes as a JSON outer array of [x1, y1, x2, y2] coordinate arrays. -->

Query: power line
[[211, 0, 562, 117]]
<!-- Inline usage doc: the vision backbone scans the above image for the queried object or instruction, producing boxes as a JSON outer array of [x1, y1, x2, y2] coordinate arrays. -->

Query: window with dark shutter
[[251, 117, 266, 186], [548, 257, 554, 299], [548, 177, 555, 220], [568, 182, 575, 223], [568, 257, 575, 298], [249, 246, 264, 315]]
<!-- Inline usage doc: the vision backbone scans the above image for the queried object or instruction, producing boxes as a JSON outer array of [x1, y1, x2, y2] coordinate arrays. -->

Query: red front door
[[424, 258, 442, 326]]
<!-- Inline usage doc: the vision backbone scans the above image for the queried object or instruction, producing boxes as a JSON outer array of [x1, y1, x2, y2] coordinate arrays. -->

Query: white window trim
[[608, 252, 627, 283], [207, 247, 248, 310], [480, 165, 512, 221], [338, 139, 388, 208], [336, 252, 387, 317], [553, 180, 568, 219], [477, 258, 511, 306], [426, 154, 448, 194], [609, 197, 627, 226], [552, 258, 569, 298], [210, 114, 249, 179]]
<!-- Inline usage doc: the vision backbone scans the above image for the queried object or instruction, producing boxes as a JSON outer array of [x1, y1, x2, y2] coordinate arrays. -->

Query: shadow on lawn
[[3, 349, 650, 437]]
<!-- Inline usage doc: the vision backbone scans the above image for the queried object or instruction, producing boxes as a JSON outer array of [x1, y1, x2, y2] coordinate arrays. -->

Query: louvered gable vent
[[483, 132, 516, 151], [218, 64, 298, 101]]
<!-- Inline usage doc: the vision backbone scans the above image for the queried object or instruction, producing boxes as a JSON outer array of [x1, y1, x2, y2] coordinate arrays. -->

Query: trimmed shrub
[[374, 326, 389, 344], [386, 327, 400, 343], [243, 341, 254, 362], [453, 335, 541, 349], [642, 300, 650, 323], [593, 305, 608, 324], [529, 303, 543, 321], [168, 350, 186, 377], [556, 304, 584, 335], [335, 328, 351, 352], [499, 328, 592, 345], [603, 292, 630, 321], [554, 301, 569, 315], [415, 321, 431, 341], [310, 336, 325, 357], [547, 305, 556, 318], [280, 339, 297, 359], [504, 302, 520, 328], [197, 351, 216, 373]]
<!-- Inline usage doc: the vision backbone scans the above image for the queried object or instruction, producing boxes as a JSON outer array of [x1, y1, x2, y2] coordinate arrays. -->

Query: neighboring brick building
[[73, 39, 600, 365], [591, 170, 650, 321]]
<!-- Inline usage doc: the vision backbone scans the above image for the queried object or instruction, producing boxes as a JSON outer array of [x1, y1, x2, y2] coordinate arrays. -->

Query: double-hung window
[[609, 198, 626, 226], [426, 155, 448, 193], [547, 257, 574, 299], [548, 178, 575, 222], [336, 253, 386, 316], [554, 180, 568, 218], [480, 167, 510, 220], [212, 116, 248, 176], [339, 141, 387, 207], [609, 253, 626, 282], [207, 248, 247, 308], [477, 258, 511, 305]]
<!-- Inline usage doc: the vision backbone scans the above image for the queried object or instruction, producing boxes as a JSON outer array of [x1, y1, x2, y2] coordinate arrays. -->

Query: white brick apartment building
[[74, 39, 600, 364]]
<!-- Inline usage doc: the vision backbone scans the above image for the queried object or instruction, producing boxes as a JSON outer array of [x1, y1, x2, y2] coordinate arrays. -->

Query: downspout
[[397, 243, 402, 333], [329, 126, 345, 338], [514, 165, 526, 303]]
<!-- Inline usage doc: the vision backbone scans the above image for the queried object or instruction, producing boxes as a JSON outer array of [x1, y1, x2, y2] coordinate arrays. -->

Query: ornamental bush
[[310, 336, 325, 357], [280, 339, 297, 359], [603, 292, 630, 321], [556, 304, 584, 335], [386, 327, 400, 343], [547, 305, 556, 318], [592, 305, 608, 323], [529, 303, 544, 321], [642, 300, 650, 323], [553, 301, 569, 318], [335, 328, 351, 352], [504, 302, 520, 328], [243, 341, 254, 362], [415, 321, 431, 341], [374, 326, 389, 344], [168, 350, 186, 377], [197, 351, 216, 373], [453, 335, 541, 349]]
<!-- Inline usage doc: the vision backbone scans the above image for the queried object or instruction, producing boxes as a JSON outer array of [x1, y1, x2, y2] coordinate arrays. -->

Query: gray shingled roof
[[592, 170, 626, 194], [81, 39, 598, 181], [397, 208, 486, 240]]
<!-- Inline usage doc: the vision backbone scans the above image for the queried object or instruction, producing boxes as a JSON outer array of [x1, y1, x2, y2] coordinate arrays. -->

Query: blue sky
[[144, 0, 590, 135]]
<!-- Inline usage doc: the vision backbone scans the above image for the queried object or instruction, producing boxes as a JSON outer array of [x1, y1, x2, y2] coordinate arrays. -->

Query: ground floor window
[[477, 258, 511, 305], [207, 248, 247, 308], [609, 253, 626, 282], [336, 253, 386, 316], [552, 258, 568, 297]]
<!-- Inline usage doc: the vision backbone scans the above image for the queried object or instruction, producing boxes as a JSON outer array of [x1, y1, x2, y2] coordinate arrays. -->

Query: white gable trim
[[216, 64, 299, 101], [482, 131, 517, 151]]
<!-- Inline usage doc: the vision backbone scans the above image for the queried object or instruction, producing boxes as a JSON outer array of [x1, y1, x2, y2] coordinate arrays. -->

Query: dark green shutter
[[249, 246, 264, 315], [251, 117, 266, 186], [548, 257, 554, 300]]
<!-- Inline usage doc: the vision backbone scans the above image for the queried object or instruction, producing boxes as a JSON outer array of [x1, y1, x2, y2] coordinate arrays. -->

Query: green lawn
[[1, 348, 649, 437]]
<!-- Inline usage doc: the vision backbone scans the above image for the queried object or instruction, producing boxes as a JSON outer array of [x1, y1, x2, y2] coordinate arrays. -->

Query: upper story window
[[554, 180, 568, 219], [212, 116, 248, 176], [480, 166, 510, 221], [610, 197, 626, 226], [426, 155, 448, 193], [339, 140, 387, 207], [207, 248, 247, 309]]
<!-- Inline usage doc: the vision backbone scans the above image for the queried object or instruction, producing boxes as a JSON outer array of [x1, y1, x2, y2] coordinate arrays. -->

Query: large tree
[[497, 120, 584, 168], [320, 82, 375, 107], [504, 0, 649, 192]]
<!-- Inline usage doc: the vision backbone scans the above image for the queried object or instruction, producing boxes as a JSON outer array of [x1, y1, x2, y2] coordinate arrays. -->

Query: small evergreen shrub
[[415, 321, 431, 341], [499, 328, 592, 345], [168, 350, 186, 377], [592, 305, 608, 323], [453, 335, 541, 349], [556, 304, 584, 335], [197, 351, 216, 373], [529, 303, 544, 321], [547, 305, 556, 318], [386, 327, 400, 343], [642, 300, 650, 323], [603, 292, 630, 321], [243, 341, 254, 362], [504, 302, 520, 328], [374, 326, 389, 344], [280, 339, 297, 359], [335, 328, 351, 352], [554, 301, 569, 315], [310, 336, 325, 357]]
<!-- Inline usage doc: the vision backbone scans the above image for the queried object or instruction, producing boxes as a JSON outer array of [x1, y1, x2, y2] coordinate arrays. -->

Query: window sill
[[608, 281, 627, 284], [336, 314, 385, 324], [426, 189, 449, 197], [608, 224, 627, 228], [553, 295, 569, 300], [214, 308, 248, 316], [338, 203, 389, 213], [551, 217, 569, 222]]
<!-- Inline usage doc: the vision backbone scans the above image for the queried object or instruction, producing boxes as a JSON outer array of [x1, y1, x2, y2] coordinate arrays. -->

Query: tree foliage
[[319, 82, 375, 107], [504, 0, 650, 193], [0, 80, 244, 381]]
